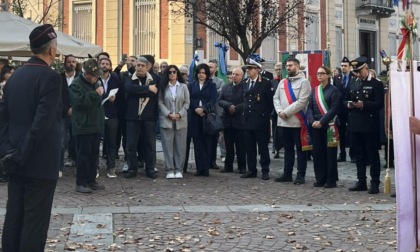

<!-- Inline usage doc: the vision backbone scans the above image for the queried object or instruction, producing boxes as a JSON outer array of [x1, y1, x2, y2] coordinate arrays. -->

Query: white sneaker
[[166, 173, 175, 179], [174, 172, 183, 179], [64, 160, 75, 167], [96, 169, 99, 179], [122, 162, 129, 173], [59, 171, 62, 178], [107, 169, 117, 178]]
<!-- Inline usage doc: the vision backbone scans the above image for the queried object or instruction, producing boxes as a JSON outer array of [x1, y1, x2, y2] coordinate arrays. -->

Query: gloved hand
[[0, 151, 18, 176]]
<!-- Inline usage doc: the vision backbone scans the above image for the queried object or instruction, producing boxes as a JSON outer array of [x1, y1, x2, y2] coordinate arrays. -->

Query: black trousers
[[104, 118, 118, 169], [210, 133, 219, 164], [351, 132, 381, 183], [126, 120, 156, 175], [193, 134, 212, 174], [244, 128, 270, 174], [76, 133, 101, 186], [116, 118, 127, 160], [281, 127, 307, 176], [223, 126, 246, 171], [337, 113, 348, 157], [312, 128, 338, 184], [2, 175, 56, 252]]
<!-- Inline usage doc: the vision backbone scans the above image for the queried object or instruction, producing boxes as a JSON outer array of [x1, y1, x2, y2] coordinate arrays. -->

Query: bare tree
[[170, 0, 305, 62], [11, 0, 64, 27]]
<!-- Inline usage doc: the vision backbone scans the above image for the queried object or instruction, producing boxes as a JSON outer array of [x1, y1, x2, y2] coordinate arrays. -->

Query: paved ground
[[0, 143, 397, 251]]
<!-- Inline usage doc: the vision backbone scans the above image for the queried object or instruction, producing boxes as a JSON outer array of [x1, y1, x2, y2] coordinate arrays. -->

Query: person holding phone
[[345, 57, 384, 194]]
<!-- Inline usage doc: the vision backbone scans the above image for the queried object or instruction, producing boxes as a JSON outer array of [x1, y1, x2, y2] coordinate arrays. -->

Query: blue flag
[[214, 42, 229, 84], [188, 53, 199, 83]]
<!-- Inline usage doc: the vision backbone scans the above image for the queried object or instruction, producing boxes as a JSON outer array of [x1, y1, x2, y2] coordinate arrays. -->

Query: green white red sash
[[283, 79, 312, 151], [314, 85, 339, 147]]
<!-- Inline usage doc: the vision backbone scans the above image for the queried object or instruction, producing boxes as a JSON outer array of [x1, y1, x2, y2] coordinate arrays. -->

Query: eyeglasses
[[316, 72, 327, 76], [168, 71, 177, 74], [341, 65, 349, 67]]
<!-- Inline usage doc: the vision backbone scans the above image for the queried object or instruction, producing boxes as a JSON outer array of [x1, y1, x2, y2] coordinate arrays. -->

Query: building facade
[[18, 0, 420, 72]]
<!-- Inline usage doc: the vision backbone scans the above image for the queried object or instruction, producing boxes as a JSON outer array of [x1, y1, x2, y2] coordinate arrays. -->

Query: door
[[359, 30, 376, 70]]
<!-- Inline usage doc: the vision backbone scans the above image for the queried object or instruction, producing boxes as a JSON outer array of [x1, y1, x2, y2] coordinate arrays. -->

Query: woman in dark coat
[[307, 66, 340, 188], [188, 64, 218, 176]]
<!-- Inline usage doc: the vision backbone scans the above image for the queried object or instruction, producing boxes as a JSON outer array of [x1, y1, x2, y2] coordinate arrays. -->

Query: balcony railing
[[356, 0, 395, 18]]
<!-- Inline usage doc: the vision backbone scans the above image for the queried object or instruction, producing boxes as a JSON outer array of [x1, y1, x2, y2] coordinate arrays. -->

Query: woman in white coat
[[158, 65, 190, 178]]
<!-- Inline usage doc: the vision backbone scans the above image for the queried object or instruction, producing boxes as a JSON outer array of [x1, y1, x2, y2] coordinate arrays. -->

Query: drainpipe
[[117, 0, 122, 60]]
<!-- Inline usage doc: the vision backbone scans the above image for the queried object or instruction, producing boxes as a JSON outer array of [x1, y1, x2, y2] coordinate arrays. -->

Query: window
[[305, 13, 319, 50], [133, 0, 156, 56], [335, 26, 342, 65], [72, 3, 93, 43], [260, 36, 277, 64], [388, 33, 397, 59]]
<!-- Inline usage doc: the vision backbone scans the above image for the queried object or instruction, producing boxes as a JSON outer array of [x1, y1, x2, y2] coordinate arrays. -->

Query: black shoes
[[313, 181, 325, 187], [194, 170, 209, 177], [238, 169, 246, 174], [293, 175, 305, 185], [210, 162, 220, 170], [220, 168, 233, 173], [241, 172, 257, 178], [262, 173, 270, 180], [274, 174, 293, 182], [88, 182, 105, 190], [348, 181, 368, 191], [75, 185, 93, 193], [273, 152, 280, 159], [124, 173, 137, 179], [146, 173, 157, 179], [324, 183, 337, 188], [368, 183, 380, 194], [337, 156, 346, 162]]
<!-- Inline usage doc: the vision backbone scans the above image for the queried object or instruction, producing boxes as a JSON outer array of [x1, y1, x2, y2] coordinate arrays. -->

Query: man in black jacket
[[345, 57, 384, 194], [217, 68, 246, 174], [1, 24, 62, 251], [61, 54, 79, 171], [124, 57, 159, 179], [334, 57, 355, 162]]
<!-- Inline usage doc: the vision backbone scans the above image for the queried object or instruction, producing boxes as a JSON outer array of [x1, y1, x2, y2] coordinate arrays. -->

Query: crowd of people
[[0, 47, 395, 195]]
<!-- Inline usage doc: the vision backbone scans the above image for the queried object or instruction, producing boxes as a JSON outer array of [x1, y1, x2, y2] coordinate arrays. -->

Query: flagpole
[[405, 9, 419, 250]]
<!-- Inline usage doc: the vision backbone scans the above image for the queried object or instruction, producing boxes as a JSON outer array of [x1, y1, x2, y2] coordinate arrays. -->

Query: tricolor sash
[[314, 85, 339, 147], [283, 79, 312, 151]]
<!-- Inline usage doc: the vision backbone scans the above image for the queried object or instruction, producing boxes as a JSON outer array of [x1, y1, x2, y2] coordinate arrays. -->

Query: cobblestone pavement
[[0, 144, 397, 251]]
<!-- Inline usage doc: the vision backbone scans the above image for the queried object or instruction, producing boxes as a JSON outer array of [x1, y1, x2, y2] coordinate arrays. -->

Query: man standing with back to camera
[[1, 24, 62, 251]]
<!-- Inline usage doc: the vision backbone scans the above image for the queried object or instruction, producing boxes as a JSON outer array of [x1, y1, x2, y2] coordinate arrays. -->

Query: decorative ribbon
[[397, 12, 417, 60], [283, 79, 312, 151], [314, 85, 339, 148]]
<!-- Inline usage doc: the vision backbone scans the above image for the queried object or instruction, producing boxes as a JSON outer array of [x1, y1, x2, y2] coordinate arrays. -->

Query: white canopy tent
[[0, 12, 102, 57]]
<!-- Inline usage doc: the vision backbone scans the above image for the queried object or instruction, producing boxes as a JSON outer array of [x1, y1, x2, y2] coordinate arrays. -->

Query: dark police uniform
[[333, 57, 356, 162], [242, 75, 274, 179], [1, 24, 62, 251], [344, 57, 384, 193]]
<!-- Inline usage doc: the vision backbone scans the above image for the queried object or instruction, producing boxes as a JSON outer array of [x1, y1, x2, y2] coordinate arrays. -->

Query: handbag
[[202, 104, 223, 135]]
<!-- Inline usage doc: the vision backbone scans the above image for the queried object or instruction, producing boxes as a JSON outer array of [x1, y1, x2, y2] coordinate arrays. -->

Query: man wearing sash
[[240, 58, 274, 180], [273, 58, 311, 185], [345, 57, 384, 194]]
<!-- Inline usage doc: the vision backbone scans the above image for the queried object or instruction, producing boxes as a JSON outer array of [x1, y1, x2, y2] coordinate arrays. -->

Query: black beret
[[29, 24, 57, 49], [83, 59, 103, 77], [341, 57, 350, 64], [350, 57, 368, 72]]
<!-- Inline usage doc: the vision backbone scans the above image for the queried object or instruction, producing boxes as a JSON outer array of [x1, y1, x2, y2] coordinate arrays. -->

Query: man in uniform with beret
[[1, 24, 62, 251], [334, 57, 356, 162], [345, 56, 384, 194], [241, 58, 274, 180]]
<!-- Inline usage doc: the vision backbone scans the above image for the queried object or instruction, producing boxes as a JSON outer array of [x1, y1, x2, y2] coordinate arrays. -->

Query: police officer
[[334, 57, 356, 162], [345, 57, 384, 194], [1, 24, 62, 251], [241, 58, 274, 180]]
